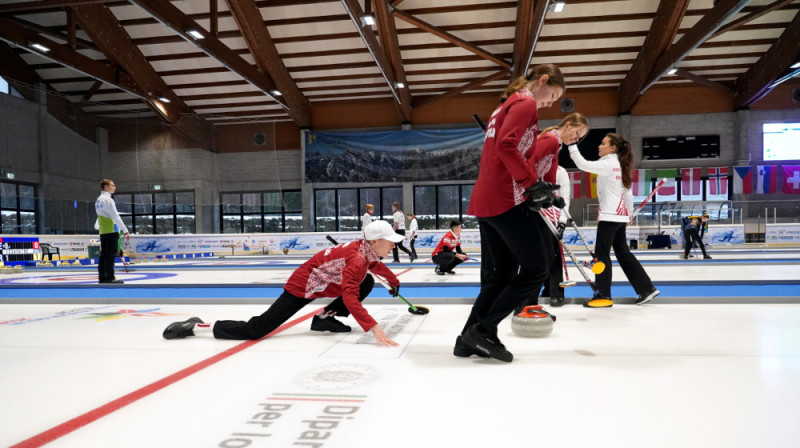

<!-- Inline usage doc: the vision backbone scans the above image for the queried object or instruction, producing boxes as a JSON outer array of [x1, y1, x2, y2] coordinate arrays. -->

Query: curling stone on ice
[[511, 305, 554, 337]]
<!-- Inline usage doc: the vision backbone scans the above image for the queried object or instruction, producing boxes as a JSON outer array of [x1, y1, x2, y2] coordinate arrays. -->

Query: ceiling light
[[360, 14, 375, 27], [791, 62, 800, 69], [548, 2, 565, 13], [157, 97, 171, 103], [271, 90, 282, 96], [30, 43, 50, 53], [186, 29, 204, 40], [394, 82, 405, 89], [667, 68, 678, 75]]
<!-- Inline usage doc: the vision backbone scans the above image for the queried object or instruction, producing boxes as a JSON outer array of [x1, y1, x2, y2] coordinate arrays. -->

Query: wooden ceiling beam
[[512, 0, 549, 79], [393, 8, 511, 69], [412, 69, 510, 109], [0, 16, 144, 97], [128, 0, 291, 116], [71, 3, 214, 149], [711, 0, 797, 38], [618, 0, 691, 114], [639, 0, 752, 96], [373, 0, 412, 122], [224, 0, 311, 127], [340, 0, 406, 113], [674, 68, 734, 93], [734, 10, 800, 107]]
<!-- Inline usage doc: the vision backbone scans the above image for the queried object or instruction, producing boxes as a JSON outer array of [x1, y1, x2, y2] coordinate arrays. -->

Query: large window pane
[[243, 214, 262, 232], [134, 194, 153, 214], [2, 210, 17, 233], [155, 193, 173, 214], [19, 185, 35, 210], [414, 186, 436, 230], [315, 190, 336, 232], [284, 191, 301, 212], [116, 194, 133, 214], [1, 183, 16, 208], [20, 211, 35, 233], [136, 215, 154, 234], [360, 188, 380, 215], [176, 215, 195, 234], [155, 215, 173, 234], [222, 215, 241, 233], [381, 187, 402, 220], [264, 192, 282, 213], [243, 193, 261, 213], [222, 193, 241, 214], [338, 189, 359, 231], [461, 185, 477, 229], [285, 213, 303, 232], [175, 192, 194, 213], [264, 215, 282, 232], [438, 185, 460, 228]]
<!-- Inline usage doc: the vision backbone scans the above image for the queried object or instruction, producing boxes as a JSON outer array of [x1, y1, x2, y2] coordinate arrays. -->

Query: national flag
[[733, 166, 753, 194], [707, 167, 729, 196], [781, 165, 800, 194], [569, 171, 583, 198], [584, 172, 598, 198], [756, 165, 777, 194], [655, 169, 677, 196], [632, 169, 651, 196], [681, 167, 702, 196]]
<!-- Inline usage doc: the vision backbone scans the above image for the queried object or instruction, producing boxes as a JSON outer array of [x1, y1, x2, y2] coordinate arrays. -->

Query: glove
[[556, 222, 566, 239], [566, 218, 574, 227], [388, 285, 400, 297], [552, 196, 566, 209], [524, 181, 560, 212]]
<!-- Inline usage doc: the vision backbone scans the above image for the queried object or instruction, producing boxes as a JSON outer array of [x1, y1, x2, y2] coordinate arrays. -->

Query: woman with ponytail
[[456, 64, 565, 362], [568, 133, 659, 308]]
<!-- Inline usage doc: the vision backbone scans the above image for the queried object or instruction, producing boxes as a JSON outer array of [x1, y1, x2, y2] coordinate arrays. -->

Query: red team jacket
[[431, 231, 462, 257], [283, 239, 399, 331], [531, 129, 562, 223], [468, 89, 541, 218]]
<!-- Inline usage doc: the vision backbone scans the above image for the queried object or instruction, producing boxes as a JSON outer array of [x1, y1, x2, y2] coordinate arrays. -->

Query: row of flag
[[567, 165, 800, 198]]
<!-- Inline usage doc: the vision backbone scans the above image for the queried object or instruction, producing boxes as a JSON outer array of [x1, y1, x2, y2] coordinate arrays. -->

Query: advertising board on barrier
[[766, 224, 800, 244]]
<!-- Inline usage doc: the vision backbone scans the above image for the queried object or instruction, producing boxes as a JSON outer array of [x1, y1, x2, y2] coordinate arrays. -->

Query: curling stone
[[511, 305, 554, 338], [1, 266, 14, 275], [13, 265, 24, 273], [39, 261, 53, 267]]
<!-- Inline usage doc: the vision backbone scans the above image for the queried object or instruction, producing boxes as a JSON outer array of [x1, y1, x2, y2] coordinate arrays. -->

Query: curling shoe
[[311, 315, 351, 333], [162, 317, 203, 339], [583, 295, 613, 308], [434, 266, 445, 275], [461, 324, 513, 363], [453, 335, 489, 358], [635, 288, 660, 305], [550, 296, 565, 307]]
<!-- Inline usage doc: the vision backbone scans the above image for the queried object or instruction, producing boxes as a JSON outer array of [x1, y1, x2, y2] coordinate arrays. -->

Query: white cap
[[364, 220, 404, 243]]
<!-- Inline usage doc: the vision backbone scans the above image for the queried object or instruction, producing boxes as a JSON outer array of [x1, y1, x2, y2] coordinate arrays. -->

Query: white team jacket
[[568, 145, 633, 223]]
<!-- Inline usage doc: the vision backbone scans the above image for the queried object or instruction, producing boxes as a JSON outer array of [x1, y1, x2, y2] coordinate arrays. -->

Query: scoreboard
[[0, 237, 40, 266], [642, 135, 720, 160]]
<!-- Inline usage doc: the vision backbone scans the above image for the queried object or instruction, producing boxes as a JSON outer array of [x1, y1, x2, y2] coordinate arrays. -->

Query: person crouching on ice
[[431, 220, 468, 275], [162, 220, 404, 347]]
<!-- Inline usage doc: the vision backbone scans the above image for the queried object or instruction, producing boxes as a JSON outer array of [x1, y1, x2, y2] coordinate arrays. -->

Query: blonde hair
[[366, 203, 374, 211], [539, 112, 589, 137], [501, 64, 566, 102]]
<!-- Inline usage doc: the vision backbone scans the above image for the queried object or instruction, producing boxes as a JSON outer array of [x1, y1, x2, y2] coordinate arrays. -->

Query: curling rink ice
[[2, 247, 800, 447]]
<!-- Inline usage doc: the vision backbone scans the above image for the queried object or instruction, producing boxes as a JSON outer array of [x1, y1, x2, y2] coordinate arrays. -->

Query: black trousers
[[392, 229, 412, 261], [213, 275, 375, 340], [461, 204, 548, 336], [594, 221, 654, 298], [683, 228, 709, 257], [540, 232, 564, 299], [432, 251, 464, 272], [408, 236, 417, 258], [98, 232, 119, 282]]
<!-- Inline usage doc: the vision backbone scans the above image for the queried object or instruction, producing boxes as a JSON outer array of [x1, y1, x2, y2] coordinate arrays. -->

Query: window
[[221, 190, 301, 233], [314, 186, 403, 231], [413, 184, 475, 230], [0, 182, 37, 234], [117, 191, 195, 234]]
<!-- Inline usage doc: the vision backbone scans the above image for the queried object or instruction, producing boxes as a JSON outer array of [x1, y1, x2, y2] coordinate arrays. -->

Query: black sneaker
[[310, 315, 352, 333], [162, 317, 203, 339], [461, 324, 513, 362], [453, 335, 489, 358], [550, 296, 565, 307], [703, 255, 712, 259], [635, 288, 660, 305], [445, 270, 456, 275], [434, 266, 445, 275]]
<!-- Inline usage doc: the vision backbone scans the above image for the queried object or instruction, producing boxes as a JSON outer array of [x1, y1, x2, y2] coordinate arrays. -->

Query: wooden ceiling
[[1, 0, 799, 135]]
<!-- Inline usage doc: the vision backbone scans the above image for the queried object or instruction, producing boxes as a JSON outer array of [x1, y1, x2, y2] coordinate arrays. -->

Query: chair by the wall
[[40, 243, 61, 261]]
